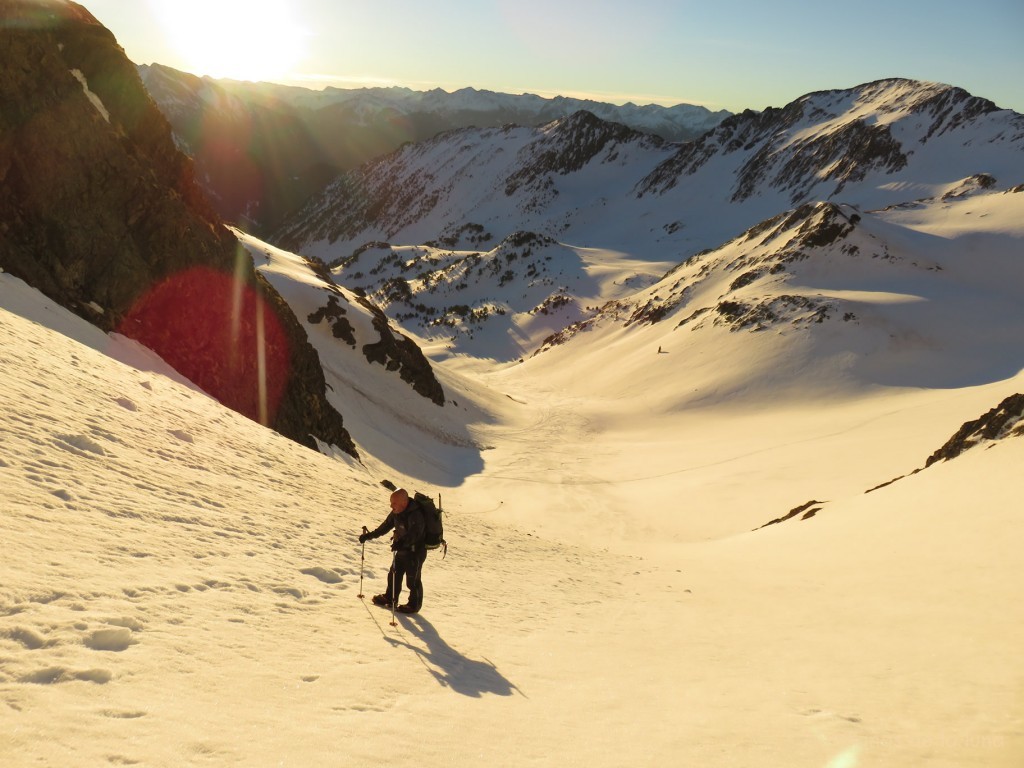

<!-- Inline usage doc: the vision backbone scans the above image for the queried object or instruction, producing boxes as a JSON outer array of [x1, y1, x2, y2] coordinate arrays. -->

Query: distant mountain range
[[139, 64, 731, 234], [213, 77, 731, 142]]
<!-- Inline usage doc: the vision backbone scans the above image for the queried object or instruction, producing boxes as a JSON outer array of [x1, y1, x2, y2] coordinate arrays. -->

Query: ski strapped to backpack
[[381, 480, 447, 558]]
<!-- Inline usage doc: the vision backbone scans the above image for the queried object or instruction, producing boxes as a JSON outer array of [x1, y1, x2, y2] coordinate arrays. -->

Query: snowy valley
[[4, 196, 1023, 765], [5, 206, 1024, 764]]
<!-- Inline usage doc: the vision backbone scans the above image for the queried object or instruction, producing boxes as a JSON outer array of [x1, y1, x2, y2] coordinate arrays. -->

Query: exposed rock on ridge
[[635, 80, 985, 203], [763, 391, 1024, 528], [925, 393, 1024, 467], [505, 111, 664, 195]]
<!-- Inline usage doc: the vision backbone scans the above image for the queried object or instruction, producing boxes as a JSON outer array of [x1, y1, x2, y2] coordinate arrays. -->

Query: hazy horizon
[[80, 0, 1024, 114]]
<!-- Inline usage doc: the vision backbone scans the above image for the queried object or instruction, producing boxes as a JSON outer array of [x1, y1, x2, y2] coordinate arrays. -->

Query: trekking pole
[[389, 550, 398, 627], [358, 526, 368, 599], [438, 493, 448, 559]]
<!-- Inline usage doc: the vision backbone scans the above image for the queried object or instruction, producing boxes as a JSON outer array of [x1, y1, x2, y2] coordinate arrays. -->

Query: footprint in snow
[[20, 666, 112, 685], [2, 626, 49, 649], [85, 627, 136, 652], [300, 567, 344, 584], [273, 585, 307, 600], [53, 433, 107, 456], [101, 709, 147, 719]]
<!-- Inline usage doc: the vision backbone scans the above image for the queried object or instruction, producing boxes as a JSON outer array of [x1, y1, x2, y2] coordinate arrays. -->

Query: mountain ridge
[[139, 63, 730, 234], [637, 78, 1018, 203], [192, 76, 731, 142], [267, 79, 1024, 371], [276, 77, 1024, 264]]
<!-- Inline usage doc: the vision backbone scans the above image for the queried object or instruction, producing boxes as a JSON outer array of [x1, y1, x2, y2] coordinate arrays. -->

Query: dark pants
[[386, 548, 427, 610]]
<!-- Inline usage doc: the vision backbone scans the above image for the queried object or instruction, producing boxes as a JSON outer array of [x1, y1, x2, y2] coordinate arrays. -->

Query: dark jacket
[[365, 500, 425, 552]]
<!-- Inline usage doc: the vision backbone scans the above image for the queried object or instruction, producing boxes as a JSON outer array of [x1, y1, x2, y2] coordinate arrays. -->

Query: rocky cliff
[[0, 0, 356, 455]]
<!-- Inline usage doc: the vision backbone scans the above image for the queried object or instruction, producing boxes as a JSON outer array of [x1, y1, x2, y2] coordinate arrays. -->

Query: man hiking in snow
[[359, 488, 427, 614]]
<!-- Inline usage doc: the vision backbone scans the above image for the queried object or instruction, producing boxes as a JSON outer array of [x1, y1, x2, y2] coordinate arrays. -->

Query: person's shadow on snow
[[387, 614, 524, 698]]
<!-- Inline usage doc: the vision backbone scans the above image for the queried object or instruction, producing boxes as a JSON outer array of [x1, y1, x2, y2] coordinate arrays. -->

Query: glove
[[358, 532, 368, 543]]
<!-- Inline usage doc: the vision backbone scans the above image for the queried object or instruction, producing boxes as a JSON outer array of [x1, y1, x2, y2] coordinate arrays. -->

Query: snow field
[[3, 177, 1023, 765]]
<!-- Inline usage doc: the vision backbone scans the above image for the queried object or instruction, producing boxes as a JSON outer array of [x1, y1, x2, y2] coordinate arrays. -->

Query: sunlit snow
[[3, 180, 1022, 766]]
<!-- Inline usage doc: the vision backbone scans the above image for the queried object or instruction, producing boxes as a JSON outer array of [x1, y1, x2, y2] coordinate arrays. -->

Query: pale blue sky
[[84, 0, 1023, 113]]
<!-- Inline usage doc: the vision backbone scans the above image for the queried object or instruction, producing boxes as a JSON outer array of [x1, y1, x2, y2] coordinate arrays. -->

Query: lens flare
[[118, 266, 290, 427]]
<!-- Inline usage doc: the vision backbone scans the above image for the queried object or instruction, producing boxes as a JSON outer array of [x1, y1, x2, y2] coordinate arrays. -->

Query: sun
[[149, 0, 306, 82]]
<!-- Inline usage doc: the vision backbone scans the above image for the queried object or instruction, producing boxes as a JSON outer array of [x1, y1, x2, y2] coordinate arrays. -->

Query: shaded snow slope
[[322, 234, 676, 362], [526, 187, 1024, 402]]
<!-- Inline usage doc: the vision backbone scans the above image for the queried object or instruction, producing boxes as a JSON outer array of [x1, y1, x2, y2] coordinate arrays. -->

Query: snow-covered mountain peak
[[277, 79, 1024, 284], [639, 78, 1024, 208]]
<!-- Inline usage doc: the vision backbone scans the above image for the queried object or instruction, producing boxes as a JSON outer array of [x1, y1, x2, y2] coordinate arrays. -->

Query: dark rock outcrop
[[924, 393, 1024, 467], [357, 297, 445, 407], [307, 294, 357, 347], [764, 393, 1024, 527], [504, 111, 664, 196], [0, 0, 355, 455], [758, 500, 826, 529]]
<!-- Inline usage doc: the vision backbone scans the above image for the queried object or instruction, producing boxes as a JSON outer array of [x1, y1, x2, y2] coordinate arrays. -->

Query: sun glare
[[148, 0, 306, 82]]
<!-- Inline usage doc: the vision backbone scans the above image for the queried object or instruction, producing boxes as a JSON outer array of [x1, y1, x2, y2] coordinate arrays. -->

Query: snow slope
[[531, 187, 1024, 396], [3, 227, 1023, 768]]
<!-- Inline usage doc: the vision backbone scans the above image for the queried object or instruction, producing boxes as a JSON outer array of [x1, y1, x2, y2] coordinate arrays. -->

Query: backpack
[[414, 491, 447, 557]]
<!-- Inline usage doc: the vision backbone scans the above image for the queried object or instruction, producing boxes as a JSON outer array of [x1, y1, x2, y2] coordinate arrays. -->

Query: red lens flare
[[118, 266, 290, 426]]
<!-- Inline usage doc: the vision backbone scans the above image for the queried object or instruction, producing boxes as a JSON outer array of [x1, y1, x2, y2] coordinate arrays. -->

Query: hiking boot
[[371, 594, 392, 607], [396, 604, 419, 614]]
